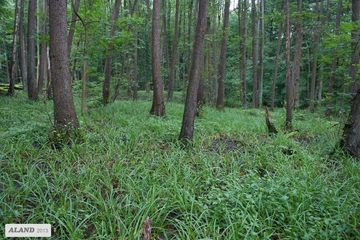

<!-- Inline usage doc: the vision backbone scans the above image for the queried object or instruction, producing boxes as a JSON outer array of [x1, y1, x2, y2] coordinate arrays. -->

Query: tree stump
[[265, 107, 278, 135]]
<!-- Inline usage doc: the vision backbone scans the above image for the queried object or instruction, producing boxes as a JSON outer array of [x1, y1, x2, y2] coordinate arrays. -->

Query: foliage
[[1, 93, 359, 239]]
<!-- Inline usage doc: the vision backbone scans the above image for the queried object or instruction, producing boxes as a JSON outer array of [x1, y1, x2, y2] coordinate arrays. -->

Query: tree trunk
[[285, 0, 293, 129], [167, 0, 180, 102], [325, 0, 342, 116], [49, 0, 79, 143], [133, 2, 139, 101], [251, 0, 258, 108], [27, 0, 38, 100], [179, 0, 208, 140], [19, 0, 27, 92], [341, 90, 360, 158], [8, 0, 19, 96], [68, 0, 81, 57], [349, 0, 359, 94], [240, 0, 247, 108], [150, 0, 165, 116], [38, 0, 49, 95], [103, 0, 121, 104], [270, 23, 283, 111], [309, 0, 320, 113], [258, 0, 264, 107], [216, 0, 230, 110], [292, 0, 303, 109]]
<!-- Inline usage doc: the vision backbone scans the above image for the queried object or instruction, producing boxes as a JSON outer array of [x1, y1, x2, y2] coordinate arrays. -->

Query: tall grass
[[1, 92, 359, 239]]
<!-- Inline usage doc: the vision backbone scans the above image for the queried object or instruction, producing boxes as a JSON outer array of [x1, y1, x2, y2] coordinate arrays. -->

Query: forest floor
[[1, 92, 359, 239]]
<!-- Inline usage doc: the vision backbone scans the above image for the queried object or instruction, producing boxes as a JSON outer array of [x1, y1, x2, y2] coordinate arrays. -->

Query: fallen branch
[[265, 106, 278, 135]]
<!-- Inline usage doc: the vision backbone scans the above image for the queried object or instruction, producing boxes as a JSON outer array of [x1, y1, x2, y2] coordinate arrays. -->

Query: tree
[[49, 0, 79, 143], [18, 0, 27, 91], [103, 0, 121, 104], [349, 0, 359, 94], [239, 0, 247, 108], [340, 90, 360, 158], [38, 0, 49, 95], [270, 23, 283, 111], [167, 0, 180, 102], [150, 0, 165, 116], [8, 0, 19, 96], [216, 0, 230, 110], [179, 0, 208, 140], [285, 0, 293, 129], [27, 0, 38, 100], [251, 0, 258, 108], [292, 0, 303, 109]]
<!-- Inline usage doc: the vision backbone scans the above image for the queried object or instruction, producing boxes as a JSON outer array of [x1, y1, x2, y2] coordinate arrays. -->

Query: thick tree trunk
[[27, 0, 38, 100], [150, 0, 165, 116], [216, 0, 230, 110], [179, 0, 208, 140], [49, 0, 79, 143], [341, 90, 360, 158]]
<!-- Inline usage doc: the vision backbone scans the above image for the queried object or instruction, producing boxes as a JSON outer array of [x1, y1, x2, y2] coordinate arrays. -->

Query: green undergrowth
[[1, 93, 359, 239]]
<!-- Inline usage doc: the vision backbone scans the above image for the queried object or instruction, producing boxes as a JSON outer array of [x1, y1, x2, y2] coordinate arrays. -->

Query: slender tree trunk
[[179, 0, 208, 140], [326, 0, 342, 116], [349, 0, 359, 94], [8, 0, 19, 96], [102, 0, 121, 104], [240, 0, 247, 108], [211, 0, 218, 105], [38, 0, 49, 95], [27, 0, 38, 100], [68, 0, 80, 57], [19, 0, 27, 92], [292, 0, 303, 109], [216, 0, 230, 110], [270, 23, 283, 111], [150, 0, 165, 116], [133, 2, 139, 100], [251, 0, 258, 108], [167, 0, 180, 102], [258, 0, 264, 107], [309, 0, 320, 113], [285, 0, 293, 129], [49, 0, 79, 143]]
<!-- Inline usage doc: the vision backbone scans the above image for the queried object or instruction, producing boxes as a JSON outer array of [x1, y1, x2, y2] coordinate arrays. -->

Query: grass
[[1, 92, 360, 239]]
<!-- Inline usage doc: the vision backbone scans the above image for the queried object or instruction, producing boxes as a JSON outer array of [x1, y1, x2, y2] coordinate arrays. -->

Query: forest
[[1, 0, 360, 239]]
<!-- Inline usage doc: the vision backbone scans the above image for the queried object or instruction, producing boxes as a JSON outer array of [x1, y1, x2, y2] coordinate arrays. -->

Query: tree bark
[[19, 0, 27, 92], [341, 89, 360, 158], [239, 0, 247, 108], [179, 0, 208, 140], [270, 23, 283, 111], [325, 0, 342, 116], [38, 0, 49, 95], [49, 0, 79, 143], [103, 0, 121, 104], [216, 0, 230, 110], [309, 0, 320, 113], [349, 0, 359, 94], [8, 0, 19, 96], [27, 0, 38, 100], [251, 0, 258, 108], [150, 0, 165, 116], [167, 0, 180, 102], [285, 0, 293, 129]]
